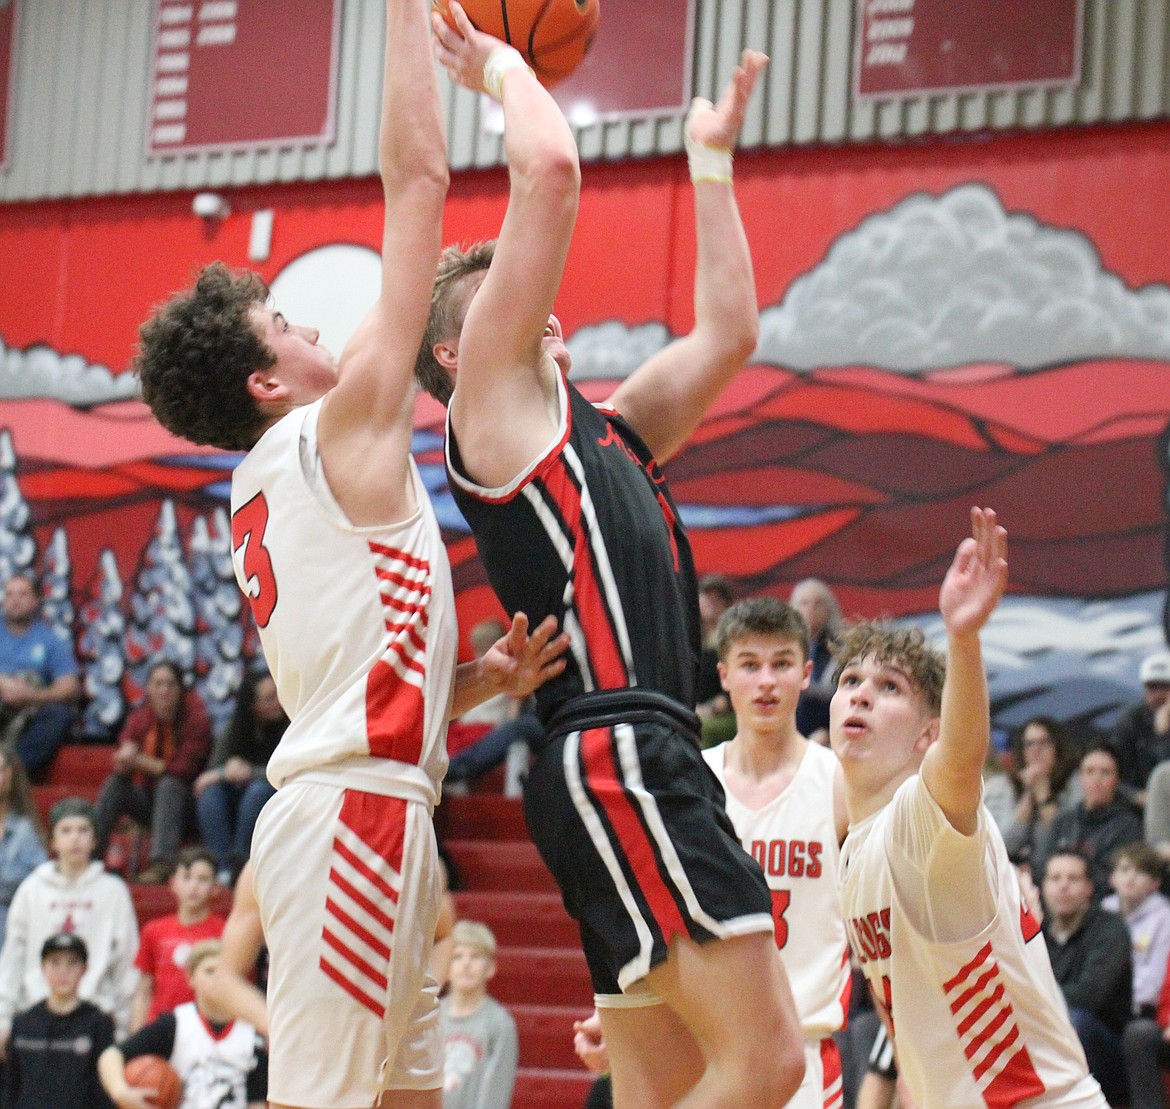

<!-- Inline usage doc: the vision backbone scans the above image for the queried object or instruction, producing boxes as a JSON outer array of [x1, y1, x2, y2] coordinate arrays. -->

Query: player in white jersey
[[703, 597, 851, 1109], [133, 3, 566, 1106], [831, 508, 1105, 1109]]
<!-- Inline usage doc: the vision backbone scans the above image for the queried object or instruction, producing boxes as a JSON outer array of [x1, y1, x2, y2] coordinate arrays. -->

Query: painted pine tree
[[77, 550, 128, 739], [124, 499, 195, 699], [0, 430, 36, 583], [188, 508, 244, 734]]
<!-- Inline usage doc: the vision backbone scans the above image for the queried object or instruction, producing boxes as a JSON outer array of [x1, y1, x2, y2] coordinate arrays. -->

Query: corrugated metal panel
[[1, 0, 1168, 203]]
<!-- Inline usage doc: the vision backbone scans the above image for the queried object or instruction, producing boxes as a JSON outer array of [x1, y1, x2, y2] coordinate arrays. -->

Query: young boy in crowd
[[131, 847, 225, 1031], [440, 921, 517, 1109], [99, 939, 266, 1109], [3, 932, 115, 1109], [0, 798, 139, 1047], [1102, 841, 1170, 1020], [702, 597, 850, 1109]]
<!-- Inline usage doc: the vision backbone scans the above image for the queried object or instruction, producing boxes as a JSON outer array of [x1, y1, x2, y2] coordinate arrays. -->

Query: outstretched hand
[[938, 507, 1008, 639], [685, 49, 769, 151], [480, 612, 570, 699], [431, 1, 500, 95]]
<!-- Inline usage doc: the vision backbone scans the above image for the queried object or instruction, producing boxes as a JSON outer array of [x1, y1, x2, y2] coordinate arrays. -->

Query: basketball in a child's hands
[[436, 0, 601, 86], [124, 1055, 183, 1109]]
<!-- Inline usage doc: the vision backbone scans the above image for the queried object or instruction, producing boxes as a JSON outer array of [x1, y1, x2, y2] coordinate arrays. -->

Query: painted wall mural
[[0, 123, 1167, 744]]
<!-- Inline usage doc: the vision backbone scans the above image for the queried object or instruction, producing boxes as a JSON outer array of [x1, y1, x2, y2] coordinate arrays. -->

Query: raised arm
[[434, 3, 580, 484], [608, 51, 767, 463], [316, 0, 449, 519], [921, 508, 1009, 834]]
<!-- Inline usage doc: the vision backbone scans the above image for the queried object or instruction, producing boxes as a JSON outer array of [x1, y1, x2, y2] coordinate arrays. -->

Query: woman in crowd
[[194, 670, 287, 885], [93, 660, 212, 883], [1000, 715, 1082, 872], [0, 746, 46, 945]]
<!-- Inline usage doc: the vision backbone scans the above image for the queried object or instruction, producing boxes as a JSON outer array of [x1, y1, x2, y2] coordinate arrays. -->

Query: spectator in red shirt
[[94, 660, 212, 884], [130, 847, 225, 1031]]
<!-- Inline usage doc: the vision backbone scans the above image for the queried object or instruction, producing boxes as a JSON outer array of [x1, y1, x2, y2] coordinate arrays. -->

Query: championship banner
[[855, 0, 1082, 99], [0, 0, 17, 170], [147, 0, 341, 156]]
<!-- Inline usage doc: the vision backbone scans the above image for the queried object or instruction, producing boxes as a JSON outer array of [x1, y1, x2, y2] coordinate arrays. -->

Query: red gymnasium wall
[[0, 121, 1167, 733]]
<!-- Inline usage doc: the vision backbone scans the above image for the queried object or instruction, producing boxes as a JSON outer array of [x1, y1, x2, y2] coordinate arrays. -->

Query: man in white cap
[[1113, 649, 1170, 814]]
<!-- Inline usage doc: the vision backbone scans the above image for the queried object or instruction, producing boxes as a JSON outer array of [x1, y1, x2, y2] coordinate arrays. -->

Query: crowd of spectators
[[3, 562, 1170, 1107]]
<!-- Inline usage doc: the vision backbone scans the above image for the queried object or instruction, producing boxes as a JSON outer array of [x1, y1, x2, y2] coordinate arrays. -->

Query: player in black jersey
[[422, 7, 802, 1107]]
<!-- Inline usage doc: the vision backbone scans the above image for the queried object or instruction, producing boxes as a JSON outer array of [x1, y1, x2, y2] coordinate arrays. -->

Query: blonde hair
[[450, 920, 497, 958], [185, 938, 223, 977]]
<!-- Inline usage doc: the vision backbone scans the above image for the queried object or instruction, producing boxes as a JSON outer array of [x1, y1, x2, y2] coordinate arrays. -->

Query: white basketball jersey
[[703, 740, 850, 1037], [171, 1001, 259, 1109], [230, 401, 457, 800], [839, 776, 1105, 1109]]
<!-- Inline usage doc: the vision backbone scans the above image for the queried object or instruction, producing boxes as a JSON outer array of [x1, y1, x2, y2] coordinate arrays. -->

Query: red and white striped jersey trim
[[370, 540, 431, 688], [319, 813, 404, 1019], [944, 942, 1046, 1107]]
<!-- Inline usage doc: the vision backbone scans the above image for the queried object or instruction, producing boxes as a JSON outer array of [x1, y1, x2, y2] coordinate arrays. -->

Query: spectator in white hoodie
[[0, 797, 139, 1054]]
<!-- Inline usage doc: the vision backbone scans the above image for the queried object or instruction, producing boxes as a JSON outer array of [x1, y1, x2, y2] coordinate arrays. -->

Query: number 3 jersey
[[230, 400, 457, 803], [839, 775, 1104, 1109], [703, 740, 850, 1038]]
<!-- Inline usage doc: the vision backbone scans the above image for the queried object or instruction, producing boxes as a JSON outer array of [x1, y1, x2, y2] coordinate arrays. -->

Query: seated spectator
[[446, 619, 536, 797], [99, 939, 267, 1109], [1111, 649, 1170, 811], [1123, 947, 1170, 1109], [1102, 842, 1170, 1022], [131, 847, 225, 1032], [2, 932, 115, 1109], [0, 798, 139, 1044], [695, 574, 736, 746], [1042, 742, 1143, 901], [194, 671, 287, 885], [0, 572, 81, 782], [441, 921, 518, 1109], [790, 577, 841, 746], [999, 716, 1082, 873], [0, 745, 47, 947], [1042, 846, 1133, 1105], [94, 659, 212, 884]]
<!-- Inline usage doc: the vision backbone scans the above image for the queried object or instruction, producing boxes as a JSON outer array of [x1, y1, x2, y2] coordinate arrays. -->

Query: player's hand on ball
[[431, 1, 500, 95], [686, 49, 769, 151]]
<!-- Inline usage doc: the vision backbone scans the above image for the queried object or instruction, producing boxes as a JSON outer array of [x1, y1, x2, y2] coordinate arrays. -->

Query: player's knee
[[726, 1032, 804, 1106]]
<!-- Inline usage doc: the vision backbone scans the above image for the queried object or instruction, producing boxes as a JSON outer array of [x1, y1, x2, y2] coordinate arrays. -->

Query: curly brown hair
[[414, 240, 496, 405], [135, 262, 276, 450], [831, 620, 945, 715]]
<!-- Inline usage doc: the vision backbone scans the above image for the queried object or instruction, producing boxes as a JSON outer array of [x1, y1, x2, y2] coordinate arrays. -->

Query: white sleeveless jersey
[[171, 1001, 260, 1109], [703, 740, 850, 1037], [230, 401, 457, 802], [839, 775, 1105, 1109]]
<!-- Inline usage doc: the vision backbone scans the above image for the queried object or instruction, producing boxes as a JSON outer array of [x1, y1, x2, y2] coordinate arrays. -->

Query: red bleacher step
[[452, 890, 577, 949], [511, 1003, 593, 1070], [513, 1067, 593, 1109], [492, 946, 592, 1008], [45, 744, 113, 787], [436, 793, 529, 841], [444, 838, 556, 894]]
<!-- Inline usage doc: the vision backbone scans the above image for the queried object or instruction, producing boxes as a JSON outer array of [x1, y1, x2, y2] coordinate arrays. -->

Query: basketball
[[435, 0, 601, 86], [124, 1055, 183, 1109]]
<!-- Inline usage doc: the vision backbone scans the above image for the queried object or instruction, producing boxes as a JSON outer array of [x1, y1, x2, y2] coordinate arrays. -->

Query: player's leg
[[641, 930, 805, 1109], [597, 994, 705, 1109]]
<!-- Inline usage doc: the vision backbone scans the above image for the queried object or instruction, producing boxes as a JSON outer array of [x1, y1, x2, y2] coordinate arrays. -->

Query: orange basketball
[[124, 1054, 183, 1109], [435, 0, 601, 86]]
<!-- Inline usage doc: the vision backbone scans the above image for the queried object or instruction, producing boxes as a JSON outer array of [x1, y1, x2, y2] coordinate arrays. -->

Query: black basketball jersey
[[447, 372, 701, 722]]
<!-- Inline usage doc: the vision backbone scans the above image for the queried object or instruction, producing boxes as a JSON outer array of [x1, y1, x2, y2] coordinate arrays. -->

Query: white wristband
[[483, 44, 532, 102], [685, 137, 733, 184]]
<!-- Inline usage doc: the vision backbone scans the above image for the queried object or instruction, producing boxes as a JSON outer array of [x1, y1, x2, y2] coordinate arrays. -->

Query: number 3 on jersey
[[232, 492, 277, 627]]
